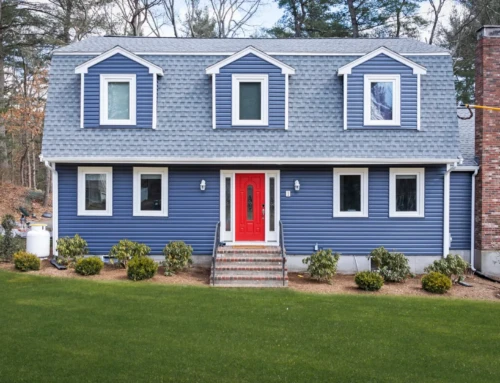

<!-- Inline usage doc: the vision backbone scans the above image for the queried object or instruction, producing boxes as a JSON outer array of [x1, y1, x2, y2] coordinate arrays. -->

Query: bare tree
[[209, 0, 263, 37], [115, 0, 161, 36], [160, 0, 179, 37], [428, 0, 447, 44]]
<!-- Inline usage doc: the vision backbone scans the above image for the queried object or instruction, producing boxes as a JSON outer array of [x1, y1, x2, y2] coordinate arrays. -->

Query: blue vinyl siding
[[215, 53, 286, 129], [450, 172, 472, 250], [57, 164, 447, 256], [281, 166, 444, 255], [57, 164, 219, 255], [83, 53, 154, 128], [347, 54, 418, 130]]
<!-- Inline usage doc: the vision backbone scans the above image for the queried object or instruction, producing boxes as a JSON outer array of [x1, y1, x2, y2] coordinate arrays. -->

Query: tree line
[[0, 0, 497, 199]]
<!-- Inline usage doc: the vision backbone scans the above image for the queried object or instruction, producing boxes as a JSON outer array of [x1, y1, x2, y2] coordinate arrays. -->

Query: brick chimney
[[475, 26, 500, 277]]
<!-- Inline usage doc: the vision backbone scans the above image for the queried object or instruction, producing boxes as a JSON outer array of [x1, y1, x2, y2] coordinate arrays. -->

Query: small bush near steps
[[75, 257, 104, 276], [422, 272, 452, 294], [424, 254, 469, 283], [56, 234, 89, 267], [109, 239, 151, 268], [127, 256, 158, 281], [163, 241, 193, 276], [302, 249, 340, 284], [14, 251, 40, 272], [355, 271, 384, 291], [369, 246, 413, 283]]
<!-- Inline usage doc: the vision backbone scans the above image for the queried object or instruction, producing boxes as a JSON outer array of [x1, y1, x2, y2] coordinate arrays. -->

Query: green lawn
[[0, 271, 499, 383]]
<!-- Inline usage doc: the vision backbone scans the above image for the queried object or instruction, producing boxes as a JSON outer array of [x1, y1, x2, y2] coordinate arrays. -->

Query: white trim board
[[75, 46, 164, 75], [206, 46, 295, 75], [42, 156, 461, 165]]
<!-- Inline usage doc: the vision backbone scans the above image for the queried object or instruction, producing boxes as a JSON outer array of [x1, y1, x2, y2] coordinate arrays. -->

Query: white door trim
[[220, 170, 280, 244]]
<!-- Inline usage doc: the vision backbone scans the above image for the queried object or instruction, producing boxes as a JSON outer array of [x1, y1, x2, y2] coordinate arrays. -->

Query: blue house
[[41, 37, 477, 285]]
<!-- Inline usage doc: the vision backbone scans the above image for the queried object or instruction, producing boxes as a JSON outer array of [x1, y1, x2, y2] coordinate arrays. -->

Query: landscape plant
[[109, 239, 151, 268], [127, 256, 158, 281], [422, 272, 452, 294], [0, 214, 20, 262], [163, 241, 193, 276], [56, 234, 88, 267], [424, 254, 469, 283], [355, 271, 384, 291], [369, 246, 413, 282], [13, 251, 40, 271], [75, 257, 104, 276], [302, 249, 340, 284]]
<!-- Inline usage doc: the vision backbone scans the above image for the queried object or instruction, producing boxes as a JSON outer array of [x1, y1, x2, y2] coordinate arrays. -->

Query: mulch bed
[[1, 259, 499, 301]]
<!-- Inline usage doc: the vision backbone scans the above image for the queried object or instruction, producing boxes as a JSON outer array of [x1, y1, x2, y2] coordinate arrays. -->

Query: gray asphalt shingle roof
[[55, 36, 450, 54], [42, 37, 460, 163], [457, 108, 476, 166]]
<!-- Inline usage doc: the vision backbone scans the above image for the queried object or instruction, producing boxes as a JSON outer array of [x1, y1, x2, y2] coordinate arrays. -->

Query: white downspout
[[444, 162, 458, 258], [44, 161, 58, 256], [470, 167, 479, 271]]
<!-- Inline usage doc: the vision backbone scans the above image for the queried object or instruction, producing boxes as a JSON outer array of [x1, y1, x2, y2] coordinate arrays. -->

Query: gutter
[[470, 167, 479, 271], [443, 162, 459, 258], [43, 160, 58, 256]]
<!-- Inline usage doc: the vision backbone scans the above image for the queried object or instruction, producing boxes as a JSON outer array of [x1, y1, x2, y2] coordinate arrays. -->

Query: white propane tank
[[26, 224, 51, 258]]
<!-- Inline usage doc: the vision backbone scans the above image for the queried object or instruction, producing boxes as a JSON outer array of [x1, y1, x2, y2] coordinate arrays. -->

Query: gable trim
[[337, 47, 427, 76], [205, 46, 296, 75], [75, 46, 164, 75]]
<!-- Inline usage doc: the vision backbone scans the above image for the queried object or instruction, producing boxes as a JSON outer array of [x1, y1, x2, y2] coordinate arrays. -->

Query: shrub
[[163, 241, 193, 275], [109, 239, 151, 268], [56, 234, 88, 267], [0, 214, 20, 262], [369, 246, 413, 282], [422, 272, 452, 294], [26, 189, 45, 203], [302, 249, 340, 284], [424, 254, 469, 283], [355, 271, 384, 291], [13, 251, 40, 272], [75, 257, 104, 276], [127, 256, 158, 281]]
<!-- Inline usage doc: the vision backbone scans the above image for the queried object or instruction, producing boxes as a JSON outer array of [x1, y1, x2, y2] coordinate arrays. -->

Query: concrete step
[[216, 256, 285, 264], [212, 275, 288, 287], [215, 266, 286, 276]]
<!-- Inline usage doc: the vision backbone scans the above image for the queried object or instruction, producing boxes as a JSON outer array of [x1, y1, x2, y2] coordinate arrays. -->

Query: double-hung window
[[133, 167, 168, 217], [333, 168, 369, 217], [364, 74, 401, 126], [232, 74, 268, 126], [389, 168, 425, 217], [78, 167, 113, 216], [100, 74, 136, 125]]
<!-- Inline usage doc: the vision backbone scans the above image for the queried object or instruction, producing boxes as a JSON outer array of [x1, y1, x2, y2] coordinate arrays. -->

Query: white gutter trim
[[443, 162, 458, 258], [470, 167, 479, 271], [449, 166, 479, 172], [41, 157, 460, 165], [43, 161, 58, 256]]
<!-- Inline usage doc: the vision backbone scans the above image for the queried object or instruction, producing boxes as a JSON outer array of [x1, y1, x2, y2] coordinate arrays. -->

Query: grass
[[0, 271, 499, 383]]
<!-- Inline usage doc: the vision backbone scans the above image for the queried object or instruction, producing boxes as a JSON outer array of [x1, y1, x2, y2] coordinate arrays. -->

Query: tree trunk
[[0, 0, 8, 182], [347, 0, 359, 37]]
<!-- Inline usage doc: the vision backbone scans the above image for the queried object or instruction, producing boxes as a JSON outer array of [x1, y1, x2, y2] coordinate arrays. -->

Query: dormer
[[75, 46, 163, 129], [338, 47, 427, 130], [206, 46, 295, 130]]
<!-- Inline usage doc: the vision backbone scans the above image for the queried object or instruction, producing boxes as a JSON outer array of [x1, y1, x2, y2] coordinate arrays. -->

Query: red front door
[[235, 173, 265, 241]]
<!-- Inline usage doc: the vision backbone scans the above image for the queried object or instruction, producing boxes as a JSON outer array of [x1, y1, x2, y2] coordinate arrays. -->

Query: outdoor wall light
[[200, 180, 206, 191], [294, 180, 300, 191]]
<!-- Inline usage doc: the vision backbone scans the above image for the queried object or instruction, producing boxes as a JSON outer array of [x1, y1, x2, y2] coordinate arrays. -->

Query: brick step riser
[[216, 257, 284, 263], [213, 279, 288, 288], [217, 253, 282, 258], [213, 262, 284, 268], [215, 270, 286, 277]]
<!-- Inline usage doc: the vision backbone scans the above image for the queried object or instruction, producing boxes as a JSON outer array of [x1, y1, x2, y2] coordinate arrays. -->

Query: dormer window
[[100, 74, 136, 125], [363, 74, 400, 126], [232, 74, 268, 126]]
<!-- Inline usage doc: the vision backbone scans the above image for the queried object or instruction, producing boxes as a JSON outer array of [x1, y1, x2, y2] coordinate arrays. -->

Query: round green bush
[[127, 256, 158, 281], [163, 241, 193, 275], [75, 256, 104, 276], [302, 249, 340, 284], [355, 271, 384, 291], [14, 251, 40, 272], [422, 272, 452, 294], [109, 239, 151, 268]]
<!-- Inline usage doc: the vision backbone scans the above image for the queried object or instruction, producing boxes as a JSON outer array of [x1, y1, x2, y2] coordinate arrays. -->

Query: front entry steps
[[211, 246, 288, 287]]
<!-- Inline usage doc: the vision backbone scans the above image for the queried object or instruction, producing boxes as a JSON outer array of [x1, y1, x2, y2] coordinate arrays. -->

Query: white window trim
[[100, 74, 136, 126], [333, 168, 369, 218], [78, 167, 113, 216], [231, 74, 268, 126], [133, 167, 168, 217], [363, 74, 401, 126], [389, 168, 425, 218]]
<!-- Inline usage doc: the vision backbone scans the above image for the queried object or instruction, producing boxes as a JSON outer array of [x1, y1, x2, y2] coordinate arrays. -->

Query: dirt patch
[[0, 182, 52, 220], [288, 273, 500, 301], [1, 260, 499, 301]]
